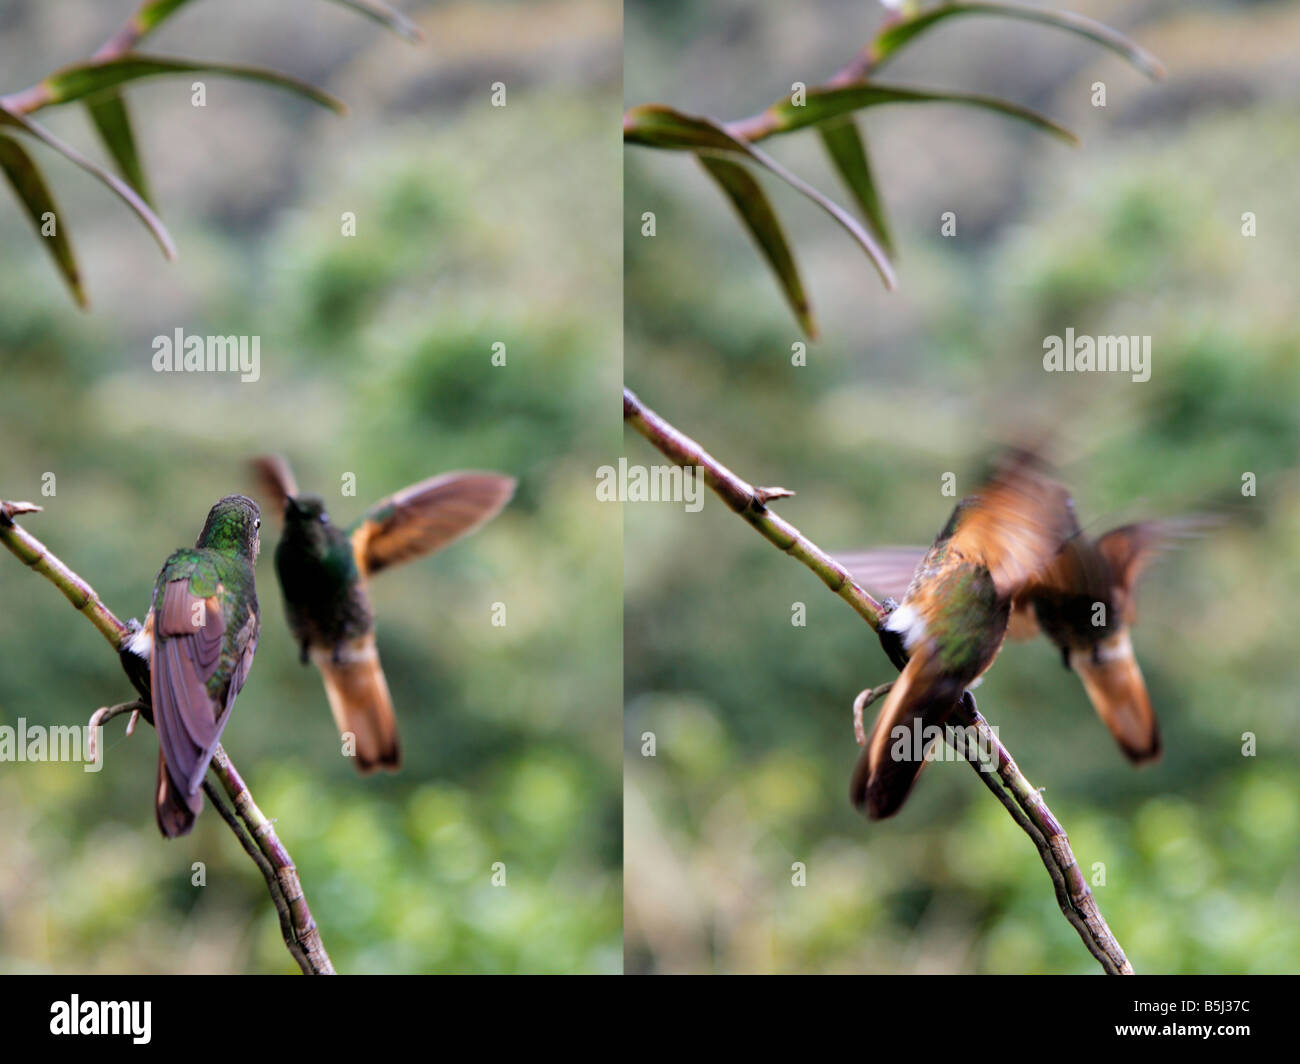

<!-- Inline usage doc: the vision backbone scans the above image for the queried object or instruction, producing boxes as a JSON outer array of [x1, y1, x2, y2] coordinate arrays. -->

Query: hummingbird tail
[[313, 637, 401, 774], [155, 750, 202, 838], [850, 660, 965, 820], [1071, 630, 1161, 763]]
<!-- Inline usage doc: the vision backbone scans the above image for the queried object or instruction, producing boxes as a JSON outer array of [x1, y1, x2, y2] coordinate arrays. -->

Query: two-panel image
[[1, 0, 1296, 1004]]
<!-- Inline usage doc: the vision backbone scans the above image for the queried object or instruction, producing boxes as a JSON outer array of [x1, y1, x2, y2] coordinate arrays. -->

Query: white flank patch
[[884, 601, 927, 649], [309, 639, 377, 667], [126, 624, 152, 659]]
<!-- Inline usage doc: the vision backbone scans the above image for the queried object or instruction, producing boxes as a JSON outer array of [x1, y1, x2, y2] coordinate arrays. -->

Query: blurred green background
[[0, 0, 621, 973], [624, 0, 1300, 973]]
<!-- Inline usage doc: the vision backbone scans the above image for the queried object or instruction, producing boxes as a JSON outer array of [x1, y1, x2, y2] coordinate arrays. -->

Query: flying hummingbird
[[841, 501, 1211, 769], [251, 456, 515, 773], [845, 450, 1072, 820], [120, 495, 262, 838]]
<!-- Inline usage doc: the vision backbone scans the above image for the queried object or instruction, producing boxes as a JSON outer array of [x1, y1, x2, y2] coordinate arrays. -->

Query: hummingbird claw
[[852, 682, 894, 746], [86, 699, 148, 764], [126, 709, 140, 737]]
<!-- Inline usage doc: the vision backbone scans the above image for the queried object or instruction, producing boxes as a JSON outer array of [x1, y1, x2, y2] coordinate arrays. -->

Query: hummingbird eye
[[254, 519, 261, 530]]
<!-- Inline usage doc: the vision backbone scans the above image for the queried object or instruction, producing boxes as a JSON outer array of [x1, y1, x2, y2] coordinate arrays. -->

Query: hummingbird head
[[197, 494, 261, 561], [283, 494, 336, 556]]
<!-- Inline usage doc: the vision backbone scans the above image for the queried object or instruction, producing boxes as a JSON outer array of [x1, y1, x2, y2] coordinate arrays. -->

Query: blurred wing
[[250, 455, 298, 523], [151, 578, 230, 798], [835, 547, 926, 601], [950, 450, 1073, 598], [1095, 516, 1217, 622], [350, 472, 516, 577]]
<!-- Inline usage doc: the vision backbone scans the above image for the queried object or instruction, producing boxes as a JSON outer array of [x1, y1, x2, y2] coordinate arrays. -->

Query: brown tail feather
[[850, 656, 965, 820], [156, 750, 202, 838], [312, 635, 401, 773], [1071, 629, 1160, 763]]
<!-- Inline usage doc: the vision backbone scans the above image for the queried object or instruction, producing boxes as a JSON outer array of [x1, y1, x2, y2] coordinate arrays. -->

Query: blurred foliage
[[625, 0, 1300, 973], [0, 0, 621, 973]]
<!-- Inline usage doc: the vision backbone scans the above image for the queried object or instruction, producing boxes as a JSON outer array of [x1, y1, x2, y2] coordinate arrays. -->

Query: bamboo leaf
[[817, 118, 895, 257], [870, 2, 1165, 80], [697, 154, 817, 338], [0, 134, 86, 307], [134, 0, 202, 38], [759, 83, 1078, 145], [0, 104, 175, 260], [323, 0, 423, 42], [37, 55, 346, 115], [625, 104, 896, 290], [85, 90, 152, 206]]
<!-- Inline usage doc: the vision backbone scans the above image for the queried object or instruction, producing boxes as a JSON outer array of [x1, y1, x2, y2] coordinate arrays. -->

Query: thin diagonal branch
[[0, 498, 334, 975], [623, 387, 1133, 975]]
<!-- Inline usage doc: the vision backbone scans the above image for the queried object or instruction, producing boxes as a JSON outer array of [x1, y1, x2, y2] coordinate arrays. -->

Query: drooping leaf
[[37, 55, 346, 115], [817, 118, 894, 257], [323, 0, 424, 42], [0, 104, 175, 259], [85, 90, 152, 206], [133, 0, 202, 38], [0, 133, 86, 307], [625, 104, 896, 289], [697, 154, 817, 337], [869, 1, 1165, 80], [757, 83, 1078, 145]]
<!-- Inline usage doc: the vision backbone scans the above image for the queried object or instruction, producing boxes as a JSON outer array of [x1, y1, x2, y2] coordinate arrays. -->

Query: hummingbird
[[845, 450, 1072, 819], [120, 495, 262, 838], [251, 456, 515, 773], [841, 502, 1211, 768]]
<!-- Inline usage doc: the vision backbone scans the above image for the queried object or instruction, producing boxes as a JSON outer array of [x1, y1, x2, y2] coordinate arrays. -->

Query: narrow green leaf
[[38, 55, 346, 115], [870, 2, 1165, 80], [85, 90, 152, 207], [759, 83, 1078, 145], [697, 154, 817, 338], [323, 0, 424, 42], [817, 118, 894, 257], [134, 0, 201, 37], [625, 104, 896, 289], [0, 104, 176, 260], [0, 134, 86, 307]]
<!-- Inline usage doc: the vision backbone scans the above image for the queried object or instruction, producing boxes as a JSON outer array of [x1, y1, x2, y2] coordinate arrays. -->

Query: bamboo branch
[[623, 387, 1133, 975], [1, 0, 183, 115], [0, 498, 334, 975]]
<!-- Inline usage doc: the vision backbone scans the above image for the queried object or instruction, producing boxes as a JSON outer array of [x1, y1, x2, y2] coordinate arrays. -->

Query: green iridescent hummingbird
[[251, 456, 515, 774], [843, 450, 1072, 820], [120, 495, 262, 838]]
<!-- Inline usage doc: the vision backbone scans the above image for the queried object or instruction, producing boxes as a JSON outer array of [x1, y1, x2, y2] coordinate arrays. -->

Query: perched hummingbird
[[251, 456, 515, 773], [841, 502, 1210, 768], [120, 495, 262, 838], [844, 451, 1072, 820]]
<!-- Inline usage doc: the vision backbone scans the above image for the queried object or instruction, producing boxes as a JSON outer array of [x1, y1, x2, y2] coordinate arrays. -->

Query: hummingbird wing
[[349, 472, 516, 577], [250, 455, 299, 523], [834, 546, 926, 601], [947, 450, 1073, 599], [1094, 516, 1216, 624], [850, 646, 966, 820], [1070, 629, 1160, 763], [151, 577, 251, 837]]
